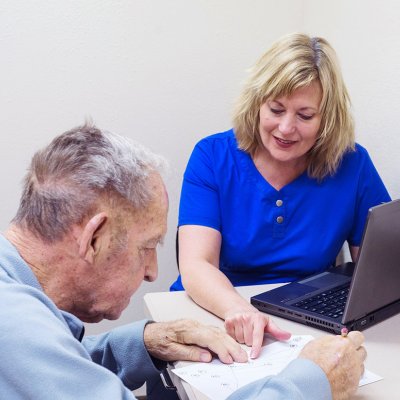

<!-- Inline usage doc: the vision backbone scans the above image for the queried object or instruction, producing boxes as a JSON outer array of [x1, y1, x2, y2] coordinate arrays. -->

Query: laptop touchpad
[[299, 271, 351, 289], [265, 282, 318, 302]]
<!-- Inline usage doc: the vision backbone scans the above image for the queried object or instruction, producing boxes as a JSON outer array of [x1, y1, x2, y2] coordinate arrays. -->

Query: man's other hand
[[144, 319, 248, 364], [299, 331, 367, 400]]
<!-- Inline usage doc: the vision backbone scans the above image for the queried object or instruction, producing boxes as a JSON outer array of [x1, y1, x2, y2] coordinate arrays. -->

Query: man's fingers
[[346, 331, 364, 349], [145, 320, 248, 364], [206, 332, 248, 364], [174, 344, 213, 363], [176, 343, 243, 364], [357, 346, 367, 363], [361, 362, 365, 377], [181, 324, 248, 364]]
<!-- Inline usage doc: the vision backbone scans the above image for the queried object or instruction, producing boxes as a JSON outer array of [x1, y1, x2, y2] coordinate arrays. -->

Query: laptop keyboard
[[293, 283, 350, 319]]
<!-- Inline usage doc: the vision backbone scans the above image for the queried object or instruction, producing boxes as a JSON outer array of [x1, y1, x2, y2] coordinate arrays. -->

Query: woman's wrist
[[223, 303, 258, 320]]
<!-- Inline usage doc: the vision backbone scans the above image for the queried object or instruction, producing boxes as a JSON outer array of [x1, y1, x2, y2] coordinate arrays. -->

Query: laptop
[[251, 199, 400, 334]]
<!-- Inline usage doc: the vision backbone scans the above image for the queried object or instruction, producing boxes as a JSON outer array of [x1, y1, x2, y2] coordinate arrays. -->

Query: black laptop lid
[[343, 199, 400, 322]]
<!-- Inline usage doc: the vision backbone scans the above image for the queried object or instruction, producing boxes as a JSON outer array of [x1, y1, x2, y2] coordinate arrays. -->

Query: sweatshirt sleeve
[[83, 319, 166, 390], [0, 280, 164, 400], [227, 358, 332, 400]]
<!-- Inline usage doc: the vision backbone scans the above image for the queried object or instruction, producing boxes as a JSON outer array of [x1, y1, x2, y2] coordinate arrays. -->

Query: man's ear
[[78, 212, 108, 264]]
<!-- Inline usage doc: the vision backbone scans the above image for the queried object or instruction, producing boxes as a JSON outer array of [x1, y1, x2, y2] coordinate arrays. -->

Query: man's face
[[73, 176, 168, 323]]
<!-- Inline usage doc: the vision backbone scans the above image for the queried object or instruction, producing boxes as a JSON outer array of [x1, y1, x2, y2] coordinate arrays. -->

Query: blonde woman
[[170, 33, 390, 358]]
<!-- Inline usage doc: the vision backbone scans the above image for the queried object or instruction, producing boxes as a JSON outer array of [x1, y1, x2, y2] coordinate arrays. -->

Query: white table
[[144, 284, 400, 400]]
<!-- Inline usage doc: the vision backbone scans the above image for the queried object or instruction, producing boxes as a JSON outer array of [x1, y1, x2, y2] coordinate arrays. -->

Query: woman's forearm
[[181, 261, 255, 319]]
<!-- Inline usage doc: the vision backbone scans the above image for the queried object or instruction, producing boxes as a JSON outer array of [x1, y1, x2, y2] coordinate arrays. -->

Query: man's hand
[[224, 310, 291, 359], [144, 319, 248, 364], [299, 331, 367, 400]]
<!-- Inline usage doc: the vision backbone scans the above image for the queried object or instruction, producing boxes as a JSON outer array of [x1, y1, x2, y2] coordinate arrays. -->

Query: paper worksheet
[[172, 335, 382, 400]]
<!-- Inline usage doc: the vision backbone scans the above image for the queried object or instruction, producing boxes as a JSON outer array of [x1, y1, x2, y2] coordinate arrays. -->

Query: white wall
[[302, 0, 400, 200], [0, 0, 303, 334], [1, 1, 399, 336]]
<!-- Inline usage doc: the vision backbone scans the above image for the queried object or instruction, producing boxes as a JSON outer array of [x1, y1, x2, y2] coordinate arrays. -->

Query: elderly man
[[0, 123, 365, 400]]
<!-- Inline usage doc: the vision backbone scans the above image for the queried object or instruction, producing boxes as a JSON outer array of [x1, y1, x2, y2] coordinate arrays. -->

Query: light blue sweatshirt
[[0, 234, 332, 399], [0, 234, 161, 399]]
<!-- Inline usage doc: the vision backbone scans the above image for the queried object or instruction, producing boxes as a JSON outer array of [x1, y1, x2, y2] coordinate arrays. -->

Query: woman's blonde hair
[[233, 33, 355, 180]]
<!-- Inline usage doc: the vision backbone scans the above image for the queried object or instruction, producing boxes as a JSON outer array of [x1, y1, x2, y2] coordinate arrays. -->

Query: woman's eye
[[298, 113, 313, 121], [270, 108, 284, 115]]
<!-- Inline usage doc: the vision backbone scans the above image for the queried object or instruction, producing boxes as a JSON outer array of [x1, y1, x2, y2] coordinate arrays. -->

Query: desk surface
[[144, 284, 400, 400]]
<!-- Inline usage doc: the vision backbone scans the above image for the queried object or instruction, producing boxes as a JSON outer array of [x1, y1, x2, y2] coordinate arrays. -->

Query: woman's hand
[[224, 309, 291, 359]]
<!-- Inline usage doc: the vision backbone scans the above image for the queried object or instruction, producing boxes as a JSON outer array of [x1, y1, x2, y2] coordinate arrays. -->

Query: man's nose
[[144, 250, 158, 282]]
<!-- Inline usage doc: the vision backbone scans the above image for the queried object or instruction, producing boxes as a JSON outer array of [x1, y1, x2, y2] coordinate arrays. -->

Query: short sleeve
[[178, 138, 221, 231], [348, 146, 391, 245]]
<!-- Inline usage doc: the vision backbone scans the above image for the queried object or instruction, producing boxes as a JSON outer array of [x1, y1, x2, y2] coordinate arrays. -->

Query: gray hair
[[13, 122, 167, 242]]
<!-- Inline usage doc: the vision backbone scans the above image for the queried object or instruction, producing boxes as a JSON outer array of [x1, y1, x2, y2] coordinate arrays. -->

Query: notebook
[[251, 199, 400, 334]]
